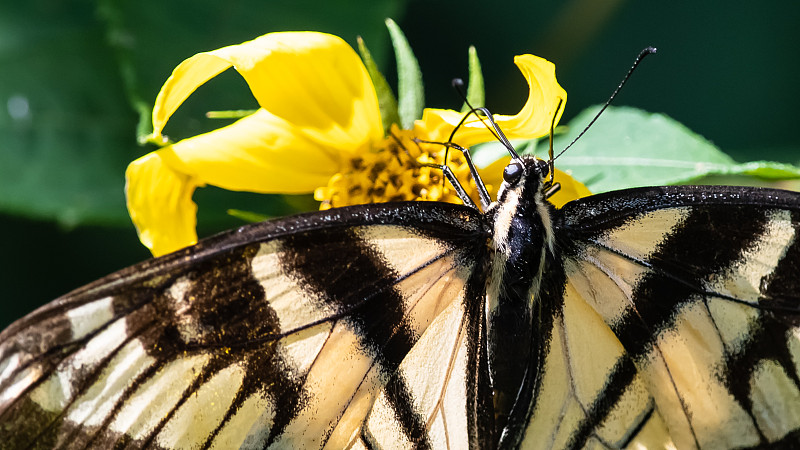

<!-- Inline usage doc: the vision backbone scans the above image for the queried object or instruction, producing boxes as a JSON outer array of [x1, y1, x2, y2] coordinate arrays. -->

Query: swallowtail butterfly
[[1, 53, 799, 449]]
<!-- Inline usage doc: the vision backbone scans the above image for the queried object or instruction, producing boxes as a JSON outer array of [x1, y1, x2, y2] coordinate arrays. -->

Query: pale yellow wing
[[0, 203, 492, 449], [520, 192, 800, 449]]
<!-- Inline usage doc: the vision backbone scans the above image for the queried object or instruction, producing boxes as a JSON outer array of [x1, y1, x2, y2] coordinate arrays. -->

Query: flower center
[[314, 127, 488, 210]]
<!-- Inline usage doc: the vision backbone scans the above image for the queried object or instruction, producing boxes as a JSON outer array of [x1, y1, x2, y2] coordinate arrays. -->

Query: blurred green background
[[1, 0, 798, 327]]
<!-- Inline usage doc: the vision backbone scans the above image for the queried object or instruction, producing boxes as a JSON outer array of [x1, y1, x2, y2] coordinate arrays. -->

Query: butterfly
[[2, 56, 800, 449]]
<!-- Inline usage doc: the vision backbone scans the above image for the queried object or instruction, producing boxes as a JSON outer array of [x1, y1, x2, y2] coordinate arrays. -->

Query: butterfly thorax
[[485, 156, 556, 444]]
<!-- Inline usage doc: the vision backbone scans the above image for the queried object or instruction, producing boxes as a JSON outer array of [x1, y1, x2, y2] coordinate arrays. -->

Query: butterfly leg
[[415, 157, 479, 210], [413, 138, 490, 211]]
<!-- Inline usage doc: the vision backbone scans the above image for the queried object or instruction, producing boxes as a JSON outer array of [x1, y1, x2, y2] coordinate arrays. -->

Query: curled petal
[[420, 54, 566, 147], [500, 55, 567, 139], [126, 152, 200, 256], [152, 32, 383, 156]]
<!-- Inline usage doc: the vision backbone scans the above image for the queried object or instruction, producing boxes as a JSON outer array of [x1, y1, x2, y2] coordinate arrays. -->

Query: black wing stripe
[[556, 204, 800, 448], [322, 262, 462, 448], [521, 256, 657, 449], [760, 210, 800, 309], [311, 268, 444, 446], [362, 227, 489, 448], [566, 355, 639, 448], [611, 206, 770, 356], [143, 243, 292, 449], [80, 338, 164, 448], [361, 263, 480, 448], [279, 227, 429, 446], [251, 236, 472, 447], [1, 305, 160, 448], [1, 243, 297, 449], [596, 206, 768, 447], [280, 227, 414, 366], [623, 206, 800, 447], [271, 225, 478, 447], [722, 211, 800, 443]]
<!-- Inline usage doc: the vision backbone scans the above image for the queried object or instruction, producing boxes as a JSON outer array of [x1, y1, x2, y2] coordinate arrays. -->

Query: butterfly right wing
[[0, 202, 491, 449], [518, 186, 800, 449]]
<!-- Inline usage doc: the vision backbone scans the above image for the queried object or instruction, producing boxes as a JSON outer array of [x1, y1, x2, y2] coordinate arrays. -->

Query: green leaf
[[385, 18, 423, 129], [461, 46, 485, 112], [471, 105, 800, 193], [549, 106, 800, 193], [0, 1, 405, 228], [700, 161, 800, 179], [358, 36, 399, 133], [97, 0, 153, 143], [0, 2, 138, 228]]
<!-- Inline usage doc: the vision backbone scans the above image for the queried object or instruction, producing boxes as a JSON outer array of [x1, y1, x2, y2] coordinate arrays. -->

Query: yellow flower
[[126, 31, 587, 256]]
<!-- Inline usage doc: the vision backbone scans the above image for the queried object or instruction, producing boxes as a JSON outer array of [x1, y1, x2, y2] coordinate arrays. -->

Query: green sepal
[[357, 36, 400, 134], [385, 18, 423, 130], [205, 109, 258, 119], [134, 102, 154, 145], [461, 46, 485, 112], [227, 209, 269, 223]]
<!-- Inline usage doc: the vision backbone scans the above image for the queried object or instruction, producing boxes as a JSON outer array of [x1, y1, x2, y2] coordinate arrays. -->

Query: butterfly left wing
[[0, 202, 493, 449], [518, 185, 800, 449]]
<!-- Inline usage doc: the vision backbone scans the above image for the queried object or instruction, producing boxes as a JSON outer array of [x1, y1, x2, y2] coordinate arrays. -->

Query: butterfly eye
[[503, 161, 524, 185], [535, 159, 550, 178]]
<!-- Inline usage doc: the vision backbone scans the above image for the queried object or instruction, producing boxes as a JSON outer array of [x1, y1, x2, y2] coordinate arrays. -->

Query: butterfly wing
[[0, 202, 493, 449], [520, 185, 800, 449]]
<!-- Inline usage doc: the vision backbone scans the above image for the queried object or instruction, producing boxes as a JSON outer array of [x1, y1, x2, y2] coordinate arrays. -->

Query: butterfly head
[[496, 156, 551, 205]]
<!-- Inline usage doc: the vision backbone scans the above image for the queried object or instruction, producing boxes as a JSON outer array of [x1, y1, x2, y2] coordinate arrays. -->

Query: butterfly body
[[1, 156, 800, 449]]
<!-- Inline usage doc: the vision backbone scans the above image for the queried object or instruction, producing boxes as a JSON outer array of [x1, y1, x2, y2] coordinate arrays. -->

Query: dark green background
[[1, 0, 798, 327]]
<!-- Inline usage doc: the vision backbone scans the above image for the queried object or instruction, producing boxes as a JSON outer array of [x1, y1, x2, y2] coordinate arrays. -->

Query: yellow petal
[[549, 167, 592, 208], [420, 54, 566, 147], [152, 31, 383, 156], [477, 156, 508, 200], [125, 152, 200, 256], [127, 108, 345, 256], [167, 109, 339, 193]]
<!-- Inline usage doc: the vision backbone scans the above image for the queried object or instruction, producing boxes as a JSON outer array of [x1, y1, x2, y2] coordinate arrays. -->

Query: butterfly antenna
[[450, 79, 519, 160], [431, 77, 515, 210], [547, 97, 564, 186], [553, 46, 657, 160]]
